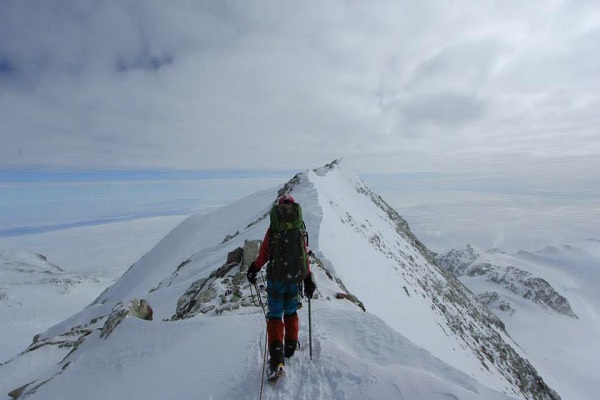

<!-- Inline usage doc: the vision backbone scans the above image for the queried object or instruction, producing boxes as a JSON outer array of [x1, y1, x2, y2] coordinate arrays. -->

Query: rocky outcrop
[[478, 291, 516, 315], [172, 243, 259, 320], [100, 298, 154, 339], [438, 245, 577, 318], [437, 244, 480, 275], [172, 239, 366, 321], [488, 267, 577, 318]]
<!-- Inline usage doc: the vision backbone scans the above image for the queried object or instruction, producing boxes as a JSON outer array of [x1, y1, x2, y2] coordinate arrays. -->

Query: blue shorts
[[266, 280, 299, 319]]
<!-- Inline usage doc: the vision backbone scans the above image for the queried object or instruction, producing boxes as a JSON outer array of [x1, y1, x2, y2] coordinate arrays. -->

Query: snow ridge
[[1, 161, 562, 400], [308, 163, 559, 399]]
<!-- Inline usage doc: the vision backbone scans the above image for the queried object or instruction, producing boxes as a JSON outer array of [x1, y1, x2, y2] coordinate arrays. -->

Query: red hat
[[278, 194, 295, 204]]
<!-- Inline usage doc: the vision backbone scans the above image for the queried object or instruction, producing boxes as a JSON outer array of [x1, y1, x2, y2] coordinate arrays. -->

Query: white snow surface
[[6, 304, 512, 400], [2, 162, 560, 400], [0, 251, 108, 362], [440, 242, 600, 400], [0, 215, 186, 362]]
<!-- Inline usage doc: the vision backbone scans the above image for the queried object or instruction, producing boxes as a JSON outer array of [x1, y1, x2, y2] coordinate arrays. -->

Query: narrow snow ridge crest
[[312, 159, 342, 176]]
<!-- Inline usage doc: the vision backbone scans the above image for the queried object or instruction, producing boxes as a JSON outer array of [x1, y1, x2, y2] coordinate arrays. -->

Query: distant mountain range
[[438, 240, 600, 400]]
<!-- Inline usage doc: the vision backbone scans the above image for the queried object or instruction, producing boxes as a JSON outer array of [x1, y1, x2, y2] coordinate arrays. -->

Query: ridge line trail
[[234, 302, 513, 400], [247, 303, 373, 400]]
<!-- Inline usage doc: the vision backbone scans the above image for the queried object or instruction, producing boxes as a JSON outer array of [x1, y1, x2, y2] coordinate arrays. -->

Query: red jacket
[[254, 227, 311, 276]]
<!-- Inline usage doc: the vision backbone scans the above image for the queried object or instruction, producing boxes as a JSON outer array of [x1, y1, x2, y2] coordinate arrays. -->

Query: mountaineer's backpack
[[267, 202, 308, 282]]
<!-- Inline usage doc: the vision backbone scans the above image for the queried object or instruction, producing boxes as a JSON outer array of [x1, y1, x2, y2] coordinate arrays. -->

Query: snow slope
[[308, 162, 555, 398], [0, 252, 109, 362], [439, 242, 600, 400], [1, 161, 558, 400], [3, 303, 515, 400], [0, 215, 186, 363]]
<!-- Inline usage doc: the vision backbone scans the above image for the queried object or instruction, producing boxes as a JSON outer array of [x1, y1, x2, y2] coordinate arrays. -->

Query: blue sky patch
[[0, 57, 16, 77]]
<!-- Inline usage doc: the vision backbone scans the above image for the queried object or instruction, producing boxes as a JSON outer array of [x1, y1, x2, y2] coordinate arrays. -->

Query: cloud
[[399, 92, 487, 127], [0, 0, 598, 178]]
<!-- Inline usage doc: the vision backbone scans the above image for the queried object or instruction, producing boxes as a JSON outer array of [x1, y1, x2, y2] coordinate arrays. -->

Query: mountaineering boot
[[284, 339, 297, 358], [269, 340, 284, 368], [268, 340, 285, 382]]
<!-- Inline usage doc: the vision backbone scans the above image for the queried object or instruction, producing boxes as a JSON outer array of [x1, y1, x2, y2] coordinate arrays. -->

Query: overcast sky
[[1, 1, 600, 253], [1, 0, 598, 177]]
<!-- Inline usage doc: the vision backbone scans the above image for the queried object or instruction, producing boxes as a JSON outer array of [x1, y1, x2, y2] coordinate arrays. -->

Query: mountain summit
[[1, 161, 558, 400]]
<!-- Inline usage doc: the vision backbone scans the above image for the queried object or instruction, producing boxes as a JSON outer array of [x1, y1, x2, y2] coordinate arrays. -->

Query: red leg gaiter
[[284, 313, 299, 341], [267, 319, 284, 346]]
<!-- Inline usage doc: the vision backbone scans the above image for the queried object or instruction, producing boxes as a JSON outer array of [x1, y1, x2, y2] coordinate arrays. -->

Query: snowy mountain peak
[[437, 244, 482, 275], [0, 251, 63, 274], [1, 162, 561, 400], [312, 158, 342, 176], [438, 245, 578, 319]]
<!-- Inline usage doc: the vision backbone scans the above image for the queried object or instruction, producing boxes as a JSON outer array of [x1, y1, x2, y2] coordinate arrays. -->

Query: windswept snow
[[1, 161, 566, 400], [11, 303, 515, 400]]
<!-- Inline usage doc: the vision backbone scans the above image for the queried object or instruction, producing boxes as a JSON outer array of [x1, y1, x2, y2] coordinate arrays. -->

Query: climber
[[247, 194, 316, 380]]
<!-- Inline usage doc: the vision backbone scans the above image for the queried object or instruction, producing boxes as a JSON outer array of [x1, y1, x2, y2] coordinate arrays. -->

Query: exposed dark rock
[[173, 239, 366, 321], [439, 248, 578, 319], [277, 172, 303, 199], [226, 247, 244, 265], [478, 291, 515, 315]]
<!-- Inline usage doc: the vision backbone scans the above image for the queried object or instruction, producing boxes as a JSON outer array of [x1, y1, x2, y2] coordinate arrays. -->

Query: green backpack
[[267, 202, 308, 283]]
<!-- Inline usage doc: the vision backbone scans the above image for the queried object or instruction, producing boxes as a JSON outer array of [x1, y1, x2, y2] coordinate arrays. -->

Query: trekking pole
[[249, 276, 268, 399], [308, 297, 313, 360], [258, 325, 267, 400]]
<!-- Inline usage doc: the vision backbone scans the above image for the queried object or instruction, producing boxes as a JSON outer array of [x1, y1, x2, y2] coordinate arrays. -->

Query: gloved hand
[[247, 261, 259, 284], [303, 273, 316, 299]]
